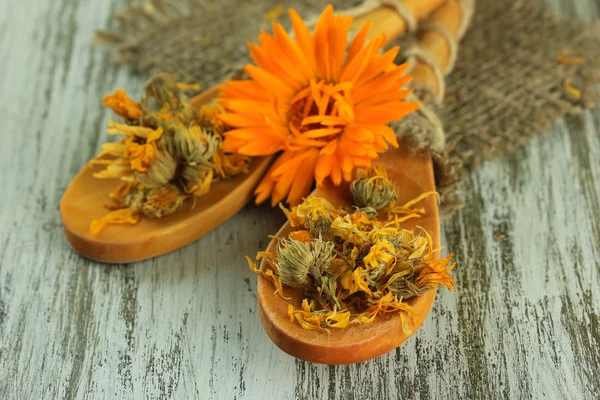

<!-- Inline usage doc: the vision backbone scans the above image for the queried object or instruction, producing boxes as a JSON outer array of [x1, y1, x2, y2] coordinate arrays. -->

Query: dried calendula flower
[[197, 104, 226, 134], [175, 126, 218, 165], [141, 184, 186, 218], [88, 72, 251, 234], [126, 140, 158, 173], [351, 166, 398, 218], [136, 150, 177, 188], [276, 236, 335, 287], [102, 89, 143, 120], [291, 197, 340, 238], [142, 73, 183, 109], [250, 170, 455, 331]]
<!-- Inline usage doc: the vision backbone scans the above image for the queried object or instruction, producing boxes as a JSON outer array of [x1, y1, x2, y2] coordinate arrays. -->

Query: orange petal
[[354, 102, 419, 124], [313, 5, 335, 79], [272, 22, 313, 84], [320, 139, 338, 155], [303, 128, 341, 138], [371, 124, 399, 147], [289, 136, 329, 148], [355, 90, 413, 108], [238, 139, 283, 156], [219, 113, 265, 128], [255, 152, 293, 204], [245, 65, 296, 97], [315, 154, 334, 185], [343, 21, 371, 70], [219, 80, 269, 100], [352, 157, 373, 168], [330, 154, 342, 185], [271, 150, 315, 205], [289, 9, 317, 75], [329, 14, 352, 80], [225, 127, 274, 140], [346, 126, 375, 143], [221, 136, 247, 153], [288, 149, 319, 205], [355, 46, 400, 87]]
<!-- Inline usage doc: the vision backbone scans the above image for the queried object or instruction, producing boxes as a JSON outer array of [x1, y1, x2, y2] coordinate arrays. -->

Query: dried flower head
[[103, 89, 143, 120], [88, 73, 250, 234], [276, 236, 335, 288], [292, 196, 339, 237], [219, 5, 418, 206], [142, 72, 183, 110], [251, 182, 455, 331], [141, 184, 186, 218], [175, 125, 219, 165], [136, 150, 177, 188], [351, 166, 398, 217], [197, 104, 226, 134]]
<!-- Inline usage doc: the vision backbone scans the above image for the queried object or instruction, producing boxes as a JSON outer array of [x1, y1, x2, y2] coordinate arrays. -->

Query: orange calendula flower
[[218, 5, 418, 206], [102, 89, 143, 120]]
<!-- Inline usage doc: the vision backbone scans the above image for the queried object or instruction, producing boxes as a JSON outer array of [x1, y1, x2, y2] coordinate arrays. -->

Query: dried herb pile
[[248, 167, 455, 331], [90, 73, 249, 233]]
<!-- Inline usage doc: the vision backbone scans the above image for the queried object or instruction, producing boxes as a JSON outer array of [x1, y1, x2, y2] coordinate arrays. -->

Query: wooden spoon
[[60, 89, 272, 263], [61, 2, 449, 263], [352, 0, 446, 45], [256, 0, 472, 362], [257, 145, 440, 364]]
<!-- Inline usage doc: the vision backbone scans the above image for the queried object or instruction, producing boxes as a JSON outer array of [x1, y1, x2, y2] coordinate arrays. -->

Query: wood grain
[[0, 0, 598, 398]]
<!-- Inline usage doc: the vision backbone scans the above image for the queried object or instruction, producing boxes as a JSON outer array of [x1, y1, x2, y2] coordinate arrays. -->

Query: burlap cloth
[[97, 0, 600, 215]]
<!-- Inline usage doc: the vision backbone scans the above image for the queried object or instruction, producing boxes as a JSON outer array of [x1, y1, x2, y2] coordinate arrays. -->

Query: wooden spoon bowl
[[257, 145, 439, 364], [60, 90, 272, 263]]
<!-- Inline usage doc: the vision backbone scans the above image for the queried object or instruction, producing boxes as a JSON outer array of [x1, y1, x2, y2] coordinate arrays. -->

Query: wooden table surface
[[1, 0, 599, 398]]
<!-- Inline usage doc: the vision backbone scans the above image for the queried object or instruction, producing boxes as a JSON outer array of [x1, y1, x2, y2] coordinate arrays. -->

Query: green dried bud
[[389, 275, 425, 300], [276, 237, 335, 288], [306, 216, 332, 238], [350, 168, 398, 214], [317, 274, 340, 310], [142, 73, 195, 123], [142, 73, 181, 109], [136, 150, 177, 188], [295, 197, 335, 238], [125, 189, 146, 213], [357, 206, 378, 220], [175, 126, 218, 165], [180, 164, 214, 196]]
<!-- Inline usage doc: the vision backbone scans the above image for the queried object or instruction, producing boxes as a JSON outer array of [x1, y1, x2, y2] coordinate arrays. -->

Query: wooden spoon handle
[[410, 0, 473, 97], [349, 0, 473, 100], [351, 0, 446, 44]]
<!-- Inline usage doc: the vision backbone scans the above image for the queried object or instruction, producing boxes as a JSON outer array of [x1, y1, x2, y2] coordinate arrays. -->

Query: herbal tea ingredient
[[89, 73, 250, 234], [248, 168, 455, 332], [218, 5, 419, 206]]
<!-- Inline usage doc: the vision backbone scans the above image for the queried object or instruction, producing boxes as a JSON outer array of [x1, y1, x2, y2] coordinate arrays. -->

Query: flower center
[[286, 79, 355, 146]]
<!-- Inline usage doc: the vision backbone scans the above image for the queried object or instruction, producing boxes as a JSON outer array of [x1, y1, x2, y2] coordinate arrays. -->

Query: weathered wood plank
[[0, 0, 598, 399]]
